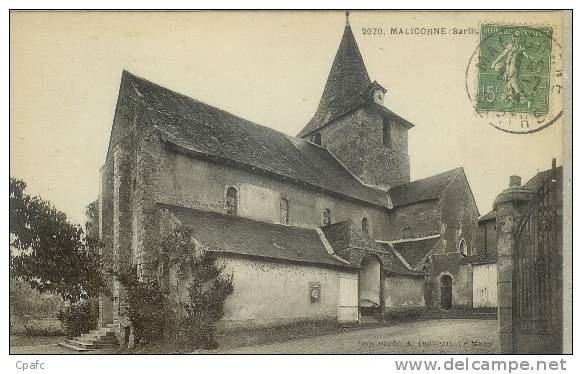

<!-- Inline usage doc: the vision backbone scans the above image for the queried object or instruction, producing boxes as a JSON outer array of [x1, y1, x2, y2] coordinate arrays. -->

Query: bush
[[116, 267, 166, 345], [157, 226, 233, 350], [57, 299, 97, 338], [176, 261, 233, 349]]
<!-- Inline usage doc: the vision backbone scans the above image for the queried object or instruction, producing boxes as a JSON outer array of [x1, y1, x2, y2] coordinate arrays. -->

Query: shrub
[[116, 267, 166, 346], [57, 299, 97, 338], [176, 256, 233, 349], [157, 226, 233, 350]]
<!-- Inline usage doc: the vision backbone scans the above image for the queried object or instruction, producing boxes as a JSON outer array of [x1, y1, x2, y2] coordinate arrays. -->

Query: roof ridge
[[376, 234, 441, 244], [120, 71, 389, 207], [390, 247, 414, 270], [124, 70, 386, 198], [156, 202, 319, 232], [392, 167, 463, 189]]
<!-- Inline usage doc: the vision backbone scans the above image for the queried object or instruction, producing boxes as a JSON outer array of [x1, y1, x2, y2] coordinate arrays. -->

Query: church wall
[[147, 137, 390, 238], [429, 173, 479, 309], [385, 200, 441, 241], [318, 107, 410, 189], [218, 256, 355, 330], [438, 172, 479, 255], [98, 160, 114, 326]]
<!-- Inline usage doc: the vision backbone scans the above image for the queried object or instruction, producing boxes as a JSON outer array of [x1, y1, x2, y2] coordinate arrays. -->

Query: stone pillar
[[113, 144, 133, 325], [98, 161, 114, 326], [493, 176, 534, 353]]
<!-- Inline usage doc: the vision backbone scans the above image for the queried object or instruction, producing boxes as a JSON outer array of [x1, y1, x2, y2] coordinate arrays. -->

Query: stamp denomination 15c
[[466, 23, 563, 134]]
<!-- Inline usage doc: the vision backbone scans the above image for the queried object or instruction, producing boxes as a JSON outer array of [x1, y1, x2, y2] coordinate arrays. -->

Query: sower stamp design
[[466, 23, 562, 134], [477, 25, 552, 115]]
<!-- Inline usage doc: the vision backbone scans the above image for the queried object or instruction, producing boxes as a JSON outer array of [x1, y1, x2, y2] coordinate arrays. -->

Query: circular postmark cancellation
[[465, 24, 563, 134]]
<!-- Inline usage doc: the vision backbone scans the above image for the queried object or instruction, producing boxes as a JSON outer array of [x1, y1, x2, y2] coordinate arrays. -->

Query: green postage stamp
[[476, 24, 553, 115]]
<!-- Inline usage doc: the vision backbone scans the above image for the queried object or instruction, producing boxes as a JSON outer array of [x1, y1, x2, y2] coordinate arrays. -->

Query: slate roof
[[389, 168, 463, 208], [479, 210, 497, 222], [320, 220, 424, 276], [158, 203, 355, 269], [120, 70, 389, 207], [320, 220, 391, 255], [379, 236, 440, 271], [298, 24, 371, 138]]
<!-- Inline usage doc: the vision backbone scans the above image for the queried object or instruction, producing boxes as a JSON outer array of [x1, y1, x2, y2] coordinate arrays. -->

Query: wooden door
[[338, 274, 359, 323]]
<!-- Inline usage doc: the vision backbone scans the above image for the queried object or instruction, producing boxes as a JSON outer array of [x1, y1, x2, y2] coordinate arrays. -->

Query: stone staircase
[[58, 324, 118, 352]]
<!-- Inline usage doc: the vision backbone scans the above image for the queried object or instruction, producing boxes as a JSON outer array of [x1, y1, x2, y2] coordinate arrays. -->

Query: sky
[[10, 11, 565, 224]]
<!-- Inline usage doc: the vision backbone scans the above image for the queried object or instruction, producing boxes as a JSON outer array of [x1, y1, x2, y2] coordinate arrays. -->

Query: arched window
[[313, 132, 322, 146], [279, 198, 289, 224], [401, 227, 413, 239], [459, 238, 468, 256], [322, 208, 331, 226], [361, 217, 369, 234], [382, 119, 391, 146], [225, 186, 238, 215]]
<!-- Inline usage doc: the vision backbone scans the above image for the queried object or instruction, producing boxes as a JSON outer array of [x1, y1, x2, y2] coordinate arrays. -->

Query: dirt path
[[216, 319, 499, 354]]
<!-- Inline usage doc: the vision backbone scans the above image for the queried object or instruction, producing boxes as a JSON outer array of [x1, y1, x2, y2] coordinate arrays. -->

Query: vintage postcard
[[9, 10, 572, 358]]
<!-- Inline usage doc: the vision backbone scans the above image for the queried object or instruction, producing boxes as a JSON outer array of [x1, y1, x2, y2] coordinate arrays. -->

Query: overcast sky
[[10, 11, 564, 224]]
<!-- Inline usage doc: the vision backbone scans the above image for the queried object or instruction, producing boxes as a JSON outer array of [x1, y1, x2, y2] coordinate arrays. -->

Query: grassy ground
[[10, 335, 65, 347]]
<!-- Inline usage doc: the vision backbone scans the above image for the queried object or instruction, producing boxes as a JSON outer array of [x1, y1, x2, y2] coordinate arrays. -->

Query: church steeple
[[297, 13, 413, 190], [298, 12, 371, 138]]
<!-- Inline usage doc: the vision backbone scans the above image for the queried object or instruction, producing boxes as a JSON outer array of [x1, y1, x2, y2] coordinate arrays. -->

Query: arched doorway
[[359, 255, 383, 321], [440, 274, 453, 310]]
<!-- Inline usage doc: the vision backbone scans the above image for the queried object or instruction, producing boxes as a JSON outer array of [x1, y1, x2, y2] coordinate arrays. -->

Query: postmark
[[466, 24, 563, 134]]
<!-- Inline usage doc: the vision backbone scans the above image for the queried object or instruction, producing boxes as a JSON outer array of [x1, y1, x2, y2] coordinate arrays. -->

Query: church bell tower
[[297, 12, 413, 190]]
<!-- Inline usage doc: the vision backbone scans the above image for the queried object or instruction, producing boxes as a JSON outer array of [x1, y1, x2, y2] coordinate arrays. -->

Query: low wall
[[166, 254, 357, 331], [384, 274, 425, 309]]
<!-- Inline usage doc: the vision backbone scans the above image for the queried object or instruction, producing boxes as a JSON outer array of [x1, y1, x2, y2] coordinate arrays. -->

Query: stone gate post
[[493, 176, 534, 353]]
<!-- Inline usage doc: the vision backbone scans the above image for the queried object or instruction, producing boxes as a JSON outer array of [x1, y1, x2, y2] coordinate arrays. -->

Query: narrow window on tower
[[313, 132, 322, 146], [322, 208, 331, 226], [225, 186, 238, 215], [383, 118, 391, 146], [459, 238, 468, 256], [361, 217, 369, 234]]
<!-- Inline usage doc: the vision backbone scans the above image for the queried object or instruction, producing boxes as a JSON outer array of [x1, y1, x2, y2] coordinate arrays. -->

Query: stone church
[[97, 15, 479, 333]]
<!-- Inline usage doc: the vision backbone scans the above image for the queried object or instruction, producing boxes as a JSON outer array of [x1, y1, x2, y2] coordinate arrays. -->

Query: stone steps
[[57, 341, 93, 352], [58, 325, 119, 352]]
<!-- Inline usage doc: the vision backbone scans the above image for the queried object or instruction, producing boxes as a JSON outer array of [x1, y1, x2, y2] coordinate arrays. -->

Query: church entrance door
[[440, 275, 453, 310]]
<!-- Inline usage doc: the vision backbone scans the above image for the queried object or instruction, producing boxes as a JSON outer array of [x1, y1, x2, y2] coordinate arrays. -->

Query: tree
[[85, 200, 99, 240], [9, 177, 105, 302]]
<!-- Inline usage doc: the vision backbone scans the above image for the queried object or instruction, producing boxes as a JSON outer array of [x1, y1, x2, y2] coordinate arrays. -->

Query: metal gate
[[512, 165, 562, 353]]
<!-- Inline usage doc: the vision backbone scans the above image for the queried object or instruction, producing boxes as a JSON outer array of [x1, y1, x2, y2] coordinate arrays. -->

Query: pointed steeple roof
[[298, 14, 371, 138]]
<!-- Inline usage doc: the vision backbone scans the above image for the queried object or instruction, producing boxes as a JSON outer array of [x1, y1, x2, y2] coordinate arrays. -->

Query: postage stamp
[[476, 25, 552, 115], [466, 23, 563, 134]]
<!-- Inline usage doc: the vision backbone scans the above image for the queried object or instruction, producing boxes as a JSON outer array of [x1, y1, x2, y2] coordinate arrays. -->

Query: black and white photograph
[[7, 7, 573, 366]]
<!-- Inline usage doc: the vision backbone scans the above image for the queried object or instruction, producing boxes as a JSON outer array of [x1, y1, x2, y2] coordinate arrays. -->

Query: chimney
[[509, 175, 521, 188]]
